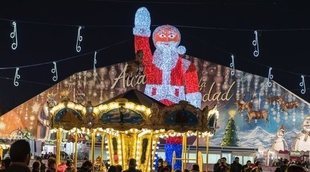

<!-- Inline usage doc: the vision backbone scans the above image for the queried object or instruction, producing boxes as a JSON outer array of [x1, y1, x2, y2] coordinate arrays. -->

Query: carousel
[[48, 89, 218, 172]]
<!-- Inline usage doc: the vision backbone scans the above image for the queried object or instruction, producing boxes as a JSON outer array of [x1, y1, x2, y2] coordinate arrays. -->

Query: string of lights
[[1, 17, 310, 31], [0, 19, 307, 94]]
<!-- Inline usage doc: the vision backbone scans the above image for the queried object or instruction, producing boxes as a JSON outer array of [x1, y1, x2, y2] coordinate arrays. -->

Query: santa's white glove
[[133, 7, 151, 37], [186, 92, 202, 109]]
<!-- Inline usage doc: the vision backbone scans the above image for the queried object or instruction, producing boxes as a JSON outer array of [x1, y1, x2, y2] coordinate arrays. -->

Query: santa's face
[[303, 117, 310, 132], [153, 25, 181, 49]]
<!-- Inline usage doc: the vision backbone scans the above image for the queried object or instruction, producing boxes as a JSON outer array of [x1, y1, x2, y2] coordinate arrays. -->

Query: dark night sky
[[0, 0, 309, 114]]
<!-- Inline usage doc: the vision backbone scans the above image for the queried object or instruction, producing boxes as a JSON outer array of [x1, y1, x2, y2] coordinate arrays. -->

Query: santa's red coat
[[134, 36, 200, 106]]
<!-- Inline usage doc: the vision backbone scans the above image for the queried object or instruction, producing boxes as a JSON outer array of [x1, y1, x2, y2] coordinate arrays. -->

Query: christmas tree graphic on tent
[[221, 110, 238, 147]]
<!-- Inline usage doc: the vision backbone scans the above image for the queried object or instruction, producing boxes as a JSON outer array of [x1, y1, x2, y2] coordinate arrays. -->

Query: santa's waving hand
[[133, 7, 202, 109]]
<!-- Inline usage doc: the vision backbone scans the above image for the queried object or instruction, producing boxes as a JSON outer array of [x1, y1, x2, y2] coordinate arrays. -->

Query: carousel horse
[[246, 102, 268, 122]]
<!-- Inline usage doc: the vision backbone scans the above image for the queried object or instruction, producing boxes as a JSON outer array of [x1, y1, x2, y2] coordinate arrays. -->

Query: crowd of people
[[211, 157, 308, 172], [271, 158, 309, 171], [0, 140, 147, 172], [0, 140, 309, 172], [211, 157, 264, 172]]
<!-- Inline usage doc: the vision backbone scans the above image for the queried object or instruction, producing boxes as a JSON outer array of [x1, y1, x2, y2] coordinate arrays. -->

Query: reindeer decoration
[[236, 97, 268, 122], [246, 102, 268, 122], [236, 99, 251, 112], [267, 96, 299, 111]]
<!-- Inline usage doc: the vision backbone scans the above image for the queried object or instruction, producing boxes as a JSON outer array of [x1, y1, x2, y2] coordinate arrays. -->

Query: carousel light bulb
[[93, 107, 99, 115], [59, 103, 65, 110], [135, 105, 140, 111], [156, 146, 159, 149], [124, 102, 130, 109], [77, 104, 84, 111], [125, 102, 134, 109], [99, 104, 108, 111], [80, 107, 86, 114], [140, 105, 146, 112], [67, 102, 74, 109], [145, 108, 151, 115]]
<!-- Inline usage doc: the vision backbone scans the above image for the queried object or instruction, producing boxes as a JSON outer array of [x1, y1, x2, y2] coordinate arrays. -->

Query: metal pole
[[205, 134, 210, 172], [182, 134, 185, 171], [196, 131, 199, 164]]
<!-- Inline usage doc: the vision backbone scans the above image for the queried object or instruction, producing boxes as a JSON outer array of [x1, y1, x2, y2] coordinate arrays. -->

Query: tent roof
[[0, 1, 309, 115]]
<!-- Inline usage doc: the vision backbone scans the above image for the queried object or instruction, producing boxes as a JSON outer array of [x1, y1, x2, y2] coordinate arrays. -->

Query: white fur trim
[[182, 58, 191, 72], [186, 92, 202, 109], [144, 84, 186, 103], [133, 27, 151, 37]]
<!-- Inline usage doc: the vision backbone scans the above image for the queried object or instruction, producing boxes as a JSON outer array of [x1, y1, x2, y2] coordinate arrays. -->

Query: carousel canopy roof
[[49, 88, 217, 133], [103, 89, 166, 108]]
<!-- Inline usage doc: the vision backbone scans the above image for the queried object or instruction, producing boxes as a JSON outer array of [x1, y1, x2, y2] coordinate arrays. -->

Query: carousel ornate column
[[101, 133, 105, 162], [181, 133, 187, 171], [0, 147, 3, 159], [74, 129, 78, 170], [56, 128, 62, 166], [90, 129, 96, 163], [196, 131, 199, 164]]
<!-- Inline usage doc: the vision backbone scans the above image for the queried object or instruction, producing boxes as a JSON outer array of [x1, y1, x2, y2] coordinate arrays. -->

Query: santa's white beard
[[153, 43, 179, 71]]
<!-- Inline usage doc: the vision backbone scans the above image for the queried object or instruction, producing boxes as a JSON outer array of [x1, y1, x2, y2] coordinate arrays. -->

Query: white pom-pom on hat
[[177, 45, 186, 55]]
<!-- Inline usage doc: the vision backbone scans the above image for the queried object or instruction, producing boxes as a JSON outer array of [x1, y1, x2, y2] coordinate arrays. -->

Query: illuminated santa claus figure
[[133, 7, 202, 108]]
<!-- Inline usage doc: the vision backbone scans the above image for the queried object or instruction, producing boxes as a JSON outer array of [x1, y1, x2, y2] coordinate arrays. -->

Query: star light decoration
[[31, 102, 41, 113], [228, 109, 237, 119]]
